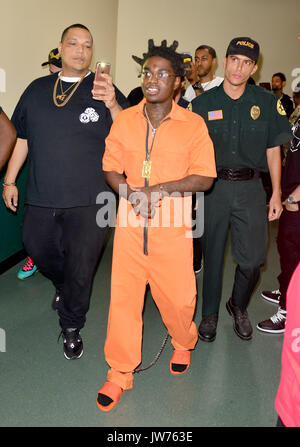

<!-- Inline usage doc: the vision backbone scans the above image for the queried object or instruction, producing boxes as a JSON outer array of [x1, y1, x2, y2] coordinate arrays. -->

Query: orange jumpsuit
[[102, 99, 216, 390]]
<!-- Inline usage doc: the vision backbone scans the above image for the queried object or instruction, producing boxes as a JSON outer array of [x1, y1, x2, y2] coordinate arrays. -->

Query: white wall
[[115, 0, 300, 98], [0, 0, 119, 116], [0, 0, 299, 116]]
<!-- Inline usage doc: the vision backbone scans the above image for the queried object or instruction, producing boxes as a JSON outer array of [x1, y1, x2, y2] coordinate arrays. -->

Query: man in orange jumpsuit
[[96, 40, 217, 411]]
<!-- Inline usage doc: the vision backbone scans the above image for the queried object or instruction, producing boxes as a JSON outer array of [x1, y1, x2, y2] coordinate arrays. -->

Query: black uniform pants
[[23, 205, 109, 329], [277, 207, 300, 310], [192, 193, 202, 270], [202, 178, 268, 316]]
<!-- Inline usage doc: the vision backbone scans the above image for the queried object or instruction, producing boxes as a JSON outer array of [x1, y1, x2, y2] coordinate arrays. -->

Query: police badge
[[250, 105, 260, 120]]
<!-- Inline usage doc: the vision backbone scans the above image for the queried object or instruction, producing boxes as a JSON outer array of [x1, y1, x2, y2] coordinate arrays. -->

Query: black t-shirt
[[12, 72, 128, 208], [282, 116, 300, 200], [127, 86, 144, 106]]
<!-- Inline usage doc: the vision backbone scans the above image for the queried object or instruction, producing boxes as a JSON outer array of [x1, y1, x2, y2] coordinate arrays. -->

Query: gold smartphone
[[95, 62, 111, 89]]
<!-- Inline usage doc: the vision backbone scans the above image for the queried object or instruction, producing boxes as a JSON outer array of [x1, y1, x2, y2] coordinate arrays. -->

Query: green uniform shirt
[[191, 83, 292, 172]]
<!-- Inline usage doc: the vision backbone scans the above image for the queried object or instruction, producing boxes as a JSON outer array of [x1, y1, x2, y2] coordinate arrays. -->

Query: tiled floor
[[0, 221, 283, 427]]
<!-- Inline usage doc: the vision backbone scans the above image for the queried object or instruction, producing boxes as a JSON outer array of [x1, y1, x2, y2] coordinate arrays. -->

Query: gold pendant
[[142, 160, 152, 179], [56, 94, 67, 101]]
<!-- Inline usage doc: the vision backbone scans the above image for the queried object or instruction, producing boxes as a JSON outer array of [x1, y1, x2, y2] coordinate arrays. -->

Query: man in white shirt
[[194, 45, 223, 91]]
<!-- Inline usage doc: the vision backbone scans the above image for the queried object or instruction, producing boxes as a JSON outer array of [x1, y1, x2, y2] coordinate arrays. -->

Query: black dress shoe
[[198, 313, 218, 342], [226, 298, 253, 340]]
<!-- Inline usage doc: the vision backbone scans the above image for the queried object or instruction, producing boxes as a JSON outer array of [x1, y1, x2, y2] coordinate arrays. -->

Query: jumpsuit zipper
[[143, 116, 170, 255]]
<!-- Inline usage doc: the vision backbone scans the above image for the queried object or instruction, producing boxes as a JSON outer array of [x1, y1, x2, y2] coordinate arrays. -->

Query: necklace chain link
[[53, 72, 87, 107]]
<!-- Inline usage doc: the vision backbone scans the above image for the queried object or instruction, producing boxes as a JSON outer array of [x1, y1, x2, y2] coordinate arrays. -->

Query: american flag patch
[[208, 110, 223, 120]]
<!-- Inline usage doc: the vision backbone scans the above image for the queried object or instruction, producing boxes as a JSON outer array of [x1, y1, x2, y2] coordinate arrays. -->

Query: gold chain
[[53, 72, 87, 107], [58, 78, 78, 100], [144, 105, 157, 133]]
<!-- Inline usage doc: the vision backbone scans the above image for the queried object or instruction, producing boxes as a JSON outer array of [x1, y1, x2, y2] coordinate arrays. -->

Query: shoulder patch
[[187, 102, 192, 112], [208, 110, 223, 120], [277, 99, 286, 116]]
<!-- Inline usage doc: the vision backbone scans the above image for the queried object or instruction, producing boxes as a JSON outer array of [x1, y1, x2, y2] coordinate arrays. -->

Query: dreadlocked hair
[[132, 39, 187, 77]]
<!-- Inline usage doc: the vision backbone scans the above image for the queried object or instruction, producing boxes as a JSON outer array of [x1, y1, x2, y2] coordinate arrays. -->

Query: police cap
[[226, 37, 259, 63]]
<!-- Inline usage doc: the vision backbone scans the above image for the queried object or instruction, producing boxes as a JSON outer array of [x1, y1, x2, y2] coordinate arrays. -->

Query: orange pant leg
[[148, 226, 198, 351], [104, 225, 148, 389]]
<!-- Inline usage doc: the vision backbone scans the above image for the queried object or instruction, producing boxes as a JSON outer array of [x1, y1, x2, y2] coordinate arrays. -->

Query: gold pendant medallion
[[142, 160, 152, 179], [56, 94, 67, 101]]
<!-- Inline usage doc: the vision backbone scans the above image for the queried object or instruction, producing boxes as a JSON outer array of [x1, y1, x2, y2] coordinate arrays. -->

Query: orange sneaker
[[170, 349, 191, 375], [96, 381, 123, 412]]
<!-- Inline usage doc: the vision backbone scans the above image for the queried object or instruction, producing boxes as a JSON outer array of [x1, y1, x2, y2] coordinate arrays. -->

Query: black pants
[[192, 193, 202, 270], [23, 205, 109, 330], [276, 416, 285, 427], [202, 178, 267, 316], [277, 208, 300, 310]]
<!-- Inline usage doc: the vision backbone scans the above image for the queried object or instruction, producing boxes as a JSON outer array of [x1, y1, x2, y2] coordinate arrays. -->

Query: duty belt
[[217, 168, 261, 181]]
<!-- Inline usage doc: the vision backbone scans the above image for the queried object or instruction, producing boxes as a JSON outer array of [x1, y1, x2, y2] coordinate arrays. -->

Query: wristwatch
[[287, 195, 297, 204]]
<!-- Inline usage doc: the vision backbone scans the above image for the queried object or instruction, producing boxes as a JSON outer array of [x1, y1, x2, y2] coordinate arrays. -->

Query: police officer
[[192, 37, 292, 342]]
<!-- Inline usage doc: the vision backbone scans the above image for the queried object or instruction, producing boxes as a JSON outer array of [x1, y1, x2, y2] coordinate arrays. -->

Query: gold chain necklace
[[144, 105, 157, 137], [53, 72, 86, 107], [58, 78, 78, 101]]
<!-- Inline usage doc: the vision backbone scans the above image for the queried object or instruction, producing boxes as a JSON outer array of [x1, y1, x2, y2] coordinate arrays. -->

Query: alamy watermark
[[291, 68, 300, 92], [0, 328, 6, 352], [96, 185, 204, 238], [291, 328, 300, 353], [0, 68, 5, 92]]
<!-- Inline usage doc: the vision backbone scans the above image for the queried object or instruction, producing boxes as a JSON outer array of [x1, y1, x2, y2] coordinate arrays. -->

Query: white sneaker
[[256, 307, 286, 333], [261, 289, 281, 304]]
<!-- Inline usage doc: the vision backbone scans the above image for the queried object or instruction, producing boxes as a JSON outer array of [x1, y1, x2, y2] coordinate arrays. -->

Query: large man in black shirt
[[2, 24, 128, 360]]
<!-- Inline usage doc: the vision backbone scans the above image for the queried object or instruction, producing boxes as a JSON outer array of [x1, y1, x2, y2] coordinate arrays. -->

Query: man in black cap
[[192, 37, 292, 342], [41, 48, 62, 74]]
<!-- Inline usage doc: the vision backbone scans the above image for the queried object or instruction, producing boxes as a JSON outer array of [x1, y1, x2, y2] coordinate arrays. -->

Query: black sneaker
[[62, 328, 83, 360], [256, 307, 286, 334], [261, 289, 281, 304]]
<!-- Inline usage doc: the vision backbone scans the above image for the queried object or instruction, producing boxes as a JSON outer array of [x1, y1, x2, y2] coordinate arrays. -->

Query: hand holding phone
[[93, 61, 118, 112], [94, 62, 111, 90]]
